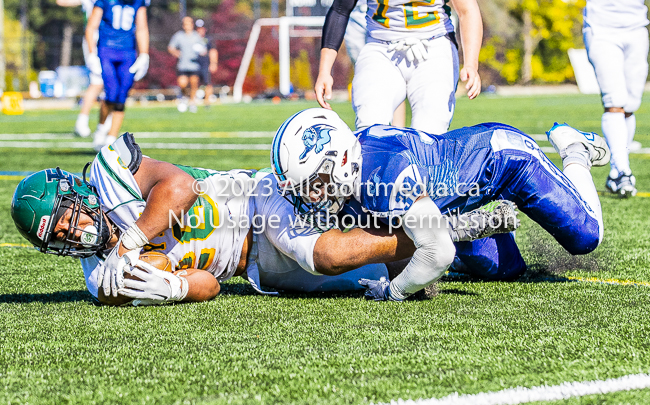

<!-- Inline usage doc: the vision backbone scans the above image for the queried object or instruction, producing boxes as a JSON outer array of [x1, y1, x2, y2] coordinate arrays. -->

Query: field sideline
[[1, 94, 650, 404]]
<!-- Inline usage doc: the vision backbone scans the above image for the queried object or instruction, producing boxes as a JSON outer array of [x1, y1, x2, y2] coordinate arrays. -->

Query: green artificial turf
[[1, 94, 650, 404]]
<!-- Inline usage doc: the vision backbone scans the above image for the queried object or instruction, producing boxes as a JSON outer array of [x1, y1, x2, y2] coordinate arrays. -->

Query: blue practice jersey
[[95, 0, 148, 50], [355, 122, 532, 218]]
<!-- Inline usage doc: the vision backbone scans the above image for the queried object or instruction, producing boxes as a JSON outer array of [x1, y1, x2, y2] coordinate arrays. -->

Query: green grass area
[[1, 94, 650, 404]]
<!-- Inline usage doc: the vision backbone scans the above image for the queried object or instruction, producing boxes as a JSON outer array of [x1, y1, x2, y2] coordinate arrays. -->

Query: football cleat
[[448, 200, 520, 242], [605, 172, 637, 198], [546, 123, 610, 166]]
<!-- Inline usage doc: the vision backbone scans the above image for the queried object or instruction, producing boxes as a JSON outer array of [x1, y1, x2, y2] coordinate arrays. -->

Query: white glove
[[388, 38, 431, 63], [118, 259, 189, 304], [129, 54, 150, 81], [86, 52, 102, 76], [98, 247, 140, 298]]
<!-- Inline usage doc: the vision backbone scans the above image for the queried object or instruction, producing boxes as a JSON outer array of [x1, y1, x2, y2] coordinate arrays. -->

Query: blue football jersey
[[355, 123, 527, 218], [95, 0, 148, 50]]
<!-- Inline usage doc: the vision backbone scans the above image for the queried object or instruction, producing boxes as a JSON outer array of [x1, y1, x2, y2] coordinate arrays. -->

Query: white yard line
[[377, 373, 650, 405], [0, 131, 275, 140], [4, 133, 650, 154], [0, 141, 272, 150]]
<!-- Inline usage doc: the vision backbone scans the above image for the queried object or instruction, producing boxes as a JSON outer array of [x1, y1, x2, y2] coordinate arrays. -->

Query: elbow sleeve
[[389, 197, 456, 300], [321, 0, 358, 50]]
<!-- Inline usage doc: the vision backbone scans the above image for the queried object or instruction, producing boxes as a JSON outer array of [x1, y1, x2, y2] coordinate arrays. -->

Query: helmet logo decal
[[300, 124, 334, 160], [36, 216, 51, 241], [81, 225, 98, 246], [45, 168, 74, 184]]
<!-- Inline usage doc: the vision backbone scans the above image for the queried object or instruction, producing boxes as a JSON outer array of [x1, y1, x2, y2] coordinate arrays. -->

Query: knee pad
[[106, 101, 125, 112], [625, 96, 642, 113], [602, 91, 627, 110]]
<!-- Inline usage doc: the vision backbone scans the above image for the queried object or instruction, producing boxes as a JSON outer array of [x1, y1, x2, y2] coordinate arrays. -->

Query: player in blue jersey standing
[[85, 0, 150, 151], [272, 109, 611, 301]]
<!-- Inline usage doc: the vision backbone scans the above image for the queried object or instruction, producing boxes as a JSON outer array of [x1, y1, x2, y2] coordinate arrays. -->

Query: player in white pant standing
[[343, 0, 406, 127], [316, 0, 482, 134], [583, 0, 649, 197], [56, 0, 112, 141]]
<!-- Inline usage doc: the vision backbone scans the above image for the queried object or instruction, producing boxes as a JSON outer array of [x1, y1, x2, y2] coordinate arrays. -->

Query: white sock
[[563, 143, 591, 169], [626, 113, 636, 147], [602, 112, 630, 176], [95, 122, 109, 136], [104, 114, 113, 132], [563, 163, 603, 243], [76, 113, 89, 126]]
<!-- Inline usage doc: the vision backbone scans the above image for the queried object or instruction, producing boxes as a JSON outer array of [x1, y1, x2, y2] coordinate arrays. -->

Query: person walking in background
[[583, 0, 649, 197], [56, 0, 113, 139], [168, 16, 204, 113], [85, 0, 150, 151], [195, 19, 219, 108]]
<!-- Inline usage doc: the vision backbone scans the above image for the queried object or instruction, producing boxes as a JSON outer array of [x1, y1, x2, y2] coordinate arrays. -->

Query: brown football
[[138, 251, 173, 272]]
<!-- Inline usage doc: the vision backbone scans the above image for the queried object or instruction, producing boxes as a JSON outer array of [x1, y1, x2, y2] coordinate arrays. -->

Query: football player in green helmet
[[11, 167, 112, 258], [10, 133, 516, 306]]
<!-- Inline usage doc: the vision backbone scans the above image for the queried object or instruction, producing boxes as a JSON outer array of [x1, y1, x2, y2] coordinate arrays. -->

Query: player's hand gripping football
[[118, 257, 188, 304], [129, 53, 150, 81], [99, 247, 140, 297]]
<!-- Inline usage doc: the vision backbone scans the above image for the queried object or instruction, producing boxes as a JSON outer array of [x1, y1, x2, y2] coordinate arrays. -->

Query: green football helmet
[[11, 167, 110, 258]]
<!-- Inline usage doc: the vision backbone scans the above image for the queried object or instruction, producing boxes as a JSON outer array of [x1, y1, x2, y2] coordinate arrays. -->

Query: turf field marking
[[0, 132, 275, 140], [0, 175, 29, 180], [564, 275, 650, 287], [0, 243, 34, 248], [445, 271, 650, 288], [0, 141, 271, 150], [378, 373, 650, 405]]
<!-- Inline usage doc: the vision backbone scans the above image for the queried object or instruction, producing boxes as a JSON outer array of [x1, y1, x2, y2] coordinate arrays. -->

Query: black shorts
[[199, 68, 212, 86], [177, 70, 200, 77]]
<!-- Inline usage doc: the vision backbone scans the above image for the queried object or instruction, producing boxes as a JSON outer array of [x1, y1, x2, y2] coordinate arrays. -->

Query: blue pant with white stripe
[[439, 127, 600, 281]]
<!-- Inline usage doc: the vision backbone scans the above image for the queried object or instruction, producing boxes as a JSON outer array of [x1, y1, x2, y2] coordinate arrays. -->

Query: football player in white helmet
[[583, 0, 649, 197], [272, 109, 609, 301], [316, 0, 482, 134], [12, 130, 516, 305]]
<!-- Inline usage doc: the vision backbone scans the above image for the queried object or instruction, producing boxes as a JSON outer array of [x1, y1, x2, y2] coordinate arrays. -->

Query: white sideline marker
[[377, 373, 650, 405], [3, 133, 650, 154]]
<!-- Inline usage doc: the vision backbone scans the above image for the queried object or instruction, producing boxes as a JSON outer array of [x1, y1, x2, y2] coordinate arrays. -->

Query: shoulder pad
[[112, 133, 143, 175]]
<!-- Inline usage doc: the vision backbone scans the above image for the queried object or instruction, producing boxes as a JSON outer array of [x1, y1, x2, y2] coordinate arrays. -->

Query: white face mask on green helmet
[[11, 167, 111, 258]]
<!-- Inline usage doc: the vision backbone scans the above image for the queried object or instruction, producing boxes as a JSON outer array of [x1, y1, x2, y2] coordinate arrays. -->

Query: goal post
[[233, 16, 325, 103]]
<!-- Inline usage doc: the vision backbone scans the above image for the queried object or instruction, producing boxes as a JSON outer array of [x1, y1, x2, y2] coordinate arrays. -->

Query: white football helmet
[[271, 108, 361, 221]]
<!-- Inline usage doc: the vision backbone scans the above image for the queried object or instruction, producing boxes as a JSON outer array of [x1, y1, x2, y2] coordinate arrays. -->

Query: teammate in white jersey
[[316, 0, 482, 134], [583, 0, 649, 197], [56, 0, 113, 140]]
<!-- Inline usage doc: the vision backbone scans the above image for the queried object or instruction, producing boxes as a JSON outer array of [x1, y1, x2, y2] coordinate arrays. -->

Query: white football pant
[[584, 26, 649, 176], [352, 35, 459, 134]]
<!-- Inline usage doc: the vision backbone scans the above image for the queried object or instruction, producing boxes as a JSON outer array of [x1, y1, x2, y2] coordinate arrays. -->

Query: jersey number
[[372, 0, 441, 29], [111, 5, 135, 31]]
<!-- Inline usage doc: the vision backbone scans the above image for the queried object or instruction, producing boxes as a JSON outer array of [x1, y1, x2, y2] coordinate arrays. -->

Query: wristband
[[121, 224, 149, 251]]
